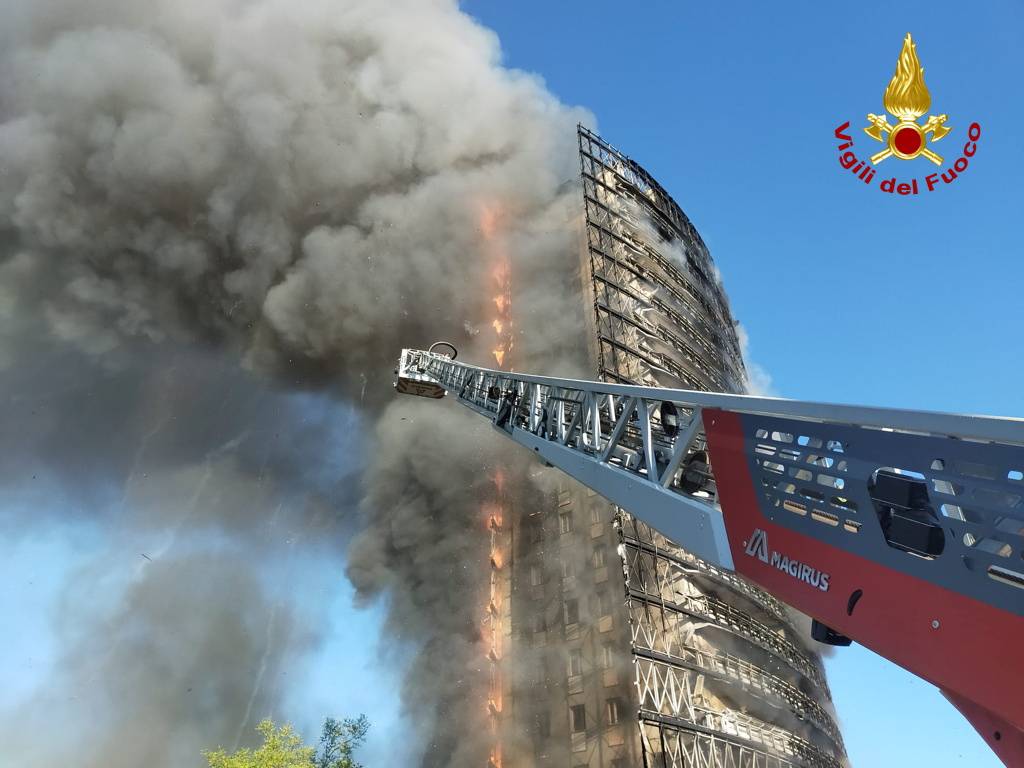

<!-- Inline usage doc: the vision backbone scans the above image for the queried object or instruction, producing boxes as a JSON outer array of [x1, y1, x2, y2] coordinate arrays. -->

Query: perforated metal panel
[[746, 414, 1024, 616]]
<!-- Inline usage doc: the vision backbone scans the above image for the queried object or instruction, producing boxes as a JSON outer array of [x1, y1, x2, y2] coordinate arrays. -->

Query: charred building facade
[[499, 128, 847, 768]]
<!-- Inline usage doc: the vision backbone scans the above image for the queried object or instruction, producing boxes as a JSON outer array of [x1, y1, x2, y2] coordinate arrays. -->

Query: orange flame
[[478, 203, 512, 767], [884, 33, 931, 121], [478, 202, 513, 369]]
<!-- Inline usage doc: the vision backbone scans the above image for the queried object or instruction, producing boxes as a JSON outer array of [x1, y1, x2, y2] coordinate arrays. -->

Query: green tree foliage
[[204, 721, 313, 768], [204, 716, 369, 768], [314, 716, 370, 768]]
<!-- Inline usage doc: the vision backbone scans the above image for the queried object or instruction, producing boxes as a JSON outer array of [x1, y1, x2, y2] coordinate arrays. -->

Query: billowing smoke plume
[[0, 0, 589, 765]]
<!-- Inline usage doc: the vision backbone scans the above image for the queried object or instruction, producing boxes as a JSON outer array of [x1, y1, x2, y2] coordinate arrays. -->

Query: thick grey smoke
[[1, 342, 366, 765], [0, 0, 588, 766], [0, 0, 585, 387]]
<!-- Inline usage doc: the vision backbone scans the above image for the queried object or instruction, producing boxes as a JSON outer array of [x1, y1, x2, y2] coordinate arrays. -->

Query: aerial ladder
[[396, 343, 1024, 766]]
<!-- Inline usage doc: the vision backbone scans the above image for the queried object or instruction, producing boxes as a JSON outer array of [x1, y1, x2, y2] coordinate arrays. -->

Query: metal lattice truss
[[399, 348, 729, 565], [634, 658, 839, 768], [623, 543, 827, 691], [640, 720, 805, 768], [621, 517, 790, 624], [616, 512, 848, 752], [397, 347, 1024, 602], [624, 598, 838, 739]]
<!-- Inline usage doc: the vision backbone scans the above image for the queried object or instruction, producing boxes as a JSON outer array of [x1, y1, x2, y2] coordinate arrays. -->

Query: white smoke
[[736, 323, 776, 397], [0, 1, 590, 765]]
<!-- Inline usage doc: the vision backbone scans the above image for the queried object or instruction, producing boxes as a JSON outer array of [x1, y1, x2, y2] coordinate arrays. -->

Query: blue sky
[[460, 1, 1022, 765], [2, 3, 1021, 767], [462, 0, 1024, 421]]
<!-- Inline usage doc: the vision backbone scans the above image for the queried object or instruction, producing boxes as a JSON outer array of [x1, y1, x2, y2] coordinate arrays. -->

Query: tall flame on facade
[[491, 260, 513, 368], [883, 33, 931, 121], [481, 205, 515, 368], [480, 204, 514, 768]]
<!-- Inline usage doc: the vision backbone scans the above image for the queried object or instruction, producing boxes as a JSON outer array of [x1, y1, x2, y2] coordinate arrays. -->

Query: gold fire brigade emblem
[[865, 33, 950, 166]]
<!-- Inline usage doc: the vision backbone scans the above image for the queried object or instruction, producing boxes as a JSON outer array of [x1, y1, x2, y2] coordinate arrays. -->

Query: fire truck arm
[[395, 347, 1024, 766]]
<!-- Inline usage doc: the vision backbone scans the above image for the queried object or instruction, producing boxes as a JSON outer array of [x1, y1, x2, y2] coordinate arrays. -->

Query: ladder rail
[[401, 348, 1024, 446], [397, 347, 1024, 576]]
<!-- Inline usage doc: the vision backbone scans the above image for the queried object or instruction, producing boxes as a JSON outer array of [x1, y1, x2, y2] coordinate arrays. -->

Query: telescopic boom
[[396, 345, 1024, 766]]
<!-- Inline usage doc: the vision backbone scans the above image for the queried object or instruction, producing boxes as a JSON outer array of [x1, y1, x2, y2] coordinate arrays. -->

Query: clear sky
[[460, 1, 1023, 766], [2, 3, 1021, 767]]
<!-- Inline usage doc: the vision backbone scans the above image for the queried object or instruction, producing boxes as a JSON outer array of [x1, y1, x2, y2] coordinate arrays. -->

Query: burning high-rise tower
[[498, 127, 848, 768]]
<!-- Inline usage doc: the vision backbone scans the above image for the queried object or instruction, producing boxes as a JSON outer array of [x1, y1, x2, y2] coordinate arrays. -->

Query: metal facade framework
[[575, 127, 846, 768], [577, 126, 745, 394]]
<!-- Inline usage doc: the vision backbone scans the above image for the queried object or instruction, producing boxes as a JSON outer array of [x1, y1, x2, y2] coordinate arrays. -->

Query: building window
[[561, 559, 575, 579], [559, 511, 574, 534], [606, 698, 622, 725], [592, 545, 606, 569], [601, 644, 614, 669], [530, 564, 542, 586], [568, 648, 583, 677], [595, 591, 611, 618], [533, 659, 547, 685], [564, 598, 579, 625], [535, 711, 550, 739], [570, 704, 587, 733], [532, 612, 546, 634], [591, 504, 602, 524]]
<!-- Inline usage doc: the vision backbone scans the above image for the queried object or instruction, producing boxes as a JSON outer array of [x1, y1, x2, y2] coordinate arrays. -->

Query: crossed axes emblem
[[864, 113, 950, 166]]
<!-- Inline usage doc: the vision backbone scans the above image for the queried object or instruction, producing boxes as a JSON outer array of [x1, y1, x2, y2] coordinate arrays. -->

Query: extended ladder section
[[395, 347, 1024, 765]]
